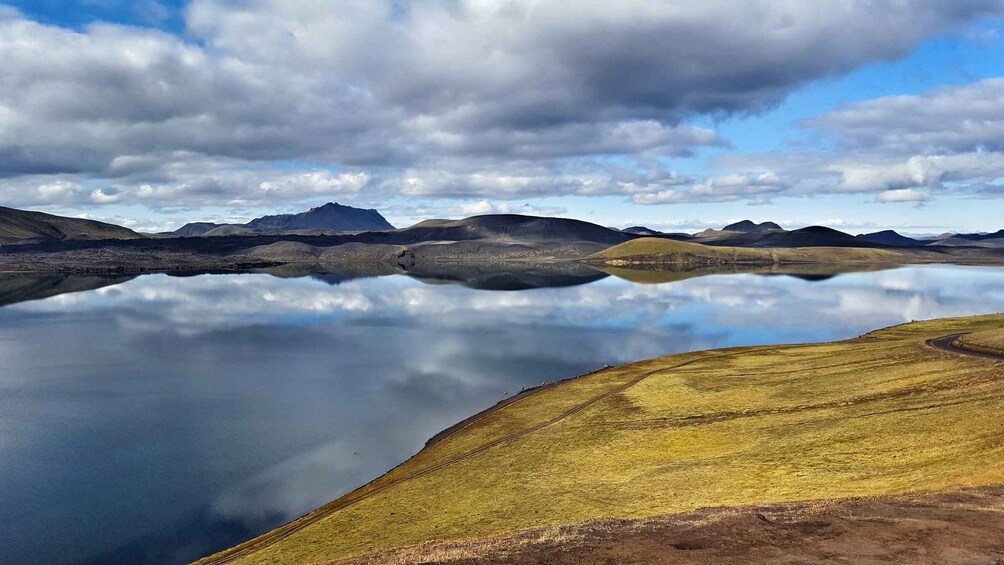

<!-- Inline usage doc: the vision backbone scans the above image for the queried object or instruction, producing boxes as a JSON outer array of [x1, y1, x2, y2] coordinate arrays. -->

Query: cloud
[[716, 78, 1004, 201], [632, 172, 788, 205], [1, 2, 1002, 209], [876, 188, 931, 203], [384, 201, 568, 226], [809, 78, 1004, 154], [187, 0, 1004, 126]]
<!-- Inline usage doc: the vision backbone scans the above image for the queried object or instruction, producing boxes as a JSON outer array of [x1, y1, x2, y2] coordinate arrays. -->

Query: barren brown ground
[[333, 487, 1004, 565]]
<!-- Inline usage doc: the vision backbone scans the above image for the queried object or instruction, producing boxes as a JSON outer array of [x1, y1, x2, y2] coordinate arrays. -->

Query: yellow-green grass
[[957, 329, 1004, 357], [588, 237, 902, 265], [205, 315, 1004, 565]]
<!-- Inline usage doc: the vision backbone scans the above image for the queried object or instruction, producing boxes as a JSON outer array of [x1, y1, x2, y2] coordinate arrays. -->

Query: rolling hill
[[0, 206, 143, 244], [586, 238, 902, 266], [172, 222, 220, 237], [721, 219, 783, 232], [690, 225, 869, 248], [199, 314, 1004, 565], [856, 230, 922, 246], [392, 215, 634, 245]]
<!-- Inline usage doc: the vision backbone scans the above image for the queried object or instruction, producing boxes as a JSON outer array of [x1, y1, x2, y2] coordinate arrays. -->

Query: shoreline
[[197, 315, 1004, 564]]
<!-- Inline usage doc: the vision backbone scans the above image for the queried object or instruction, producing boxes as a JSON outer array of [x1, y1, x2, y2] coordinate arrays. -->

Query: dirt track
[[928, 333, 1004, 362]]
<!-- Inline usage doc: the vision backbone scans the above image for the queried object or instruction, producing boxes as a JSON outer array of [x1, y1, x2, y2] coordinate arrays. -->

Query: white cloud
[[876, 188, 931, 203], [810, 78, 1004, 154], [632, 172, 787, 205], [715, 78, 1004, 201]]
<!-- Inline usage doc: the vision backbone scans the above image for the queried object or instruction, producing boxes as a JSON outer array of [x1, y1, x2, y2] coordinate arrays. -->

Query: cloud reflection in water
[[1, 265, 1003, 564]]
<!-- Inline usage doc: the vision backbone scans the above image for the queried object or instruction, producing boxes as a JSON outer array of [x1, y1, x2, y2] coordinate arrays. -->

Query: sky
[[0, 1, 1003, 234]]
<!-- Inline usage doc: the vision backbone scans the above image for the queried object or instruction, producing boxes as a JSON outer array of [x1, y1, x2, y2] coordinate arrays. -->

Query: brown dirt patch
[[332, 487, 1004, 565]]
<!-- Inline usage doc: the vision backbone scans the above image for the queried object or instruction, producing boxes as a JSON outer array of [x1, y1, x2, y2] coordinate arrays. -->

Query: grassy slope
[[0, 206, 143, 243], [587, 237, 901, 264], [206, 314, 1004, 565]]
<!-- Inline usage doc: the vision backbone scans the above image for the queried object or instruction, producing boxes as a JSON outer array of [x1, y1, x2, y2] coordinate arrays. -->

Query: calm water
[[2, 264, 1004, 564]]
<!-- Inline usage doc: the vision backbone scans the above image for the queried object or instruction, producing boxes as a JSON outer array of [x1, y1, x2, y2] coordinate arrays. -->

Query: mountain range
[[2, 207, 1004, 259]]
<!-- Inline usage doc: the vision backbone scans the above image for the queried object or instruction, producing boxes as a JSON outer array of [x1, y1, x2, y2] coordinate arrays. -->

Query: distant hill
[[0, 206, 143, 244], [172, 202, 394, 236], [622, 226, 663, 236], [247, 202, 394, 232], [950, 229, 1004, 242], [202, 225, 259, 237], [389, 215, 633, 245], [694, 225, 867, 248], [929, 236, 1004, 248], [856, 230, 921, 247], [762, 226, 862, 247], [722, 220, 783, 233], [172, 222, 220, 237], [925, 230, 1004, 248]]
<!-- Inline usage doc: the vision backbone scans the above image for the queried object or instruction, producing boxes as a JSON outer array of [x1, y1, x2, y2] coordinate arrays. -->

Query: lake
[[2, 264, 1004, 564]]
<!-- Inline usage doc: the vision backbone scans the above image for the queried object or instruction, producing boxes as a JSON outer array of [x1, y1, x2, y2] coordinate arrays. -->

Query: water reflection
[[0, 274, 136, 307], [1, 265, 1003, 564]]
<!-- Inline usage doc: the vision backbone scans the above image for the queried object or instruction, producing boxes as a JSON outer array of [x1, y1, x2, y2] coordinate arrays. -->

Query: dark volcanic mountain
[[172, 202, 394, 236], [761, 226, 862, 247], [722, 220, 783, 233], [622, 226, 663, 236], [699, 225, 868, 248], [856, 230, 921, 247], [395, 215, 633, 245], [0, 206, 143, 244], [247, 202, 394, 232]]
